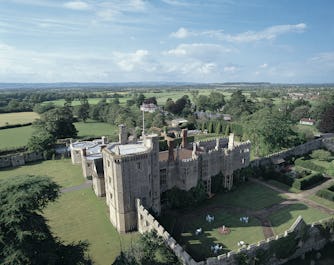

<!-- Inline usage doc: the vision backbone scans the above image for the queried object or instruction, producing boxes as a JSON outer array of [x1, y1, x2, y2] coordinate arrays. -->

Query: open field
[[75, 120, 118, 140], [268, 203, 331, 235], [0, 121, 118, 149], [0, 159, 84, 188], [0, 112, 39, 126], [44, 187, 137, 265], [0, 125, 34, 149], [42, 98, 103, 106], [266, 179, 301, 193]]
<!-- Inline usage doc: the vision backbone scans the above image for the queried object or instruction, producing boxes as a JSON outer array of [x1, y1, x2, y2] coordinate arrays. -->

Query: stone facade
[[71, 125, 251, 233]]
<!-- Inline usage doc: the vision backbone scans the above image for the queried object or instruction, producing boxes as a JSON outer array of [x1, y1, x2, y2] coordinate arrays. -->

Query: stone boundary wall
[[250, 138, 325, 168], [0, 151, 43, 168], [136, 199, 198, 265], [136, 198, 334, 265]]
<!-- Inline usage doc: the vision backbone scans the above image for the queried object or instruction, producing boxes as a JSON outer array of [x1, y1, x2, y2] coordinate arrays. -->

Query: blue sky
[[0, 0, 333, 83]]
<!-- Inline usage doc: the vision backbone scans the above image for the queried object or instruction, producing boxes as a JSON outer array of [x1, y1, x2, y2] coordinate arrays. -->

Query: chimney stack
[[119, 124, 127, 145], [228, 133, 235, 150], [81, 147, 87, 157], [167, 139, 175, 161], [181, 128, 188, 148]]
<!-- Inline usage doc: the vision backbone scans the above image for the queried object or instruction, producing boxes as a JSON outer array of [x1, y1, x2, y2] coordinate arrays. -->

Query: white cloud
[[162, 0, 190, 6], [113, 49, 154, 72], [63, 1, 90, 10], [259, 63, 268, 68], [224, 23, 306, 42], [223, 66, 238, 73], [310, 52, 334, 64], [170, 27, 191, 38], [164, 43, 233, 60], [170, 23, 307, 42]]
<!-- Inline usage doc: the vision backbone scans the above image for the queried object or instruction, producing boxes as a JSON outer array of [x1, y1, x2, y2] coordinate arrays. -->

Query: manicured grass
[[44, 188, 137, 265], [75, 120, 118, 140], [210, 182, 286, 210], [0, 159, 84, 188], [0, 112, 39, 126], [0, 125, 34, 149], [312, 159, 334, 176], [266, 179, 301, 193], [268, 203, 331, 235], [308, 194, 334, 210], [178, 211, 264, 261], [160, 182, 283, 260]]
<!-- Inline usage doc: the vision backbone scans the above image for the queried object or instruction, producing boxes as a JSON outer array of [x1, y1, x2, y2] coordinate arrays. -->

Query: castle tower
[[102, 135, 160, 233]]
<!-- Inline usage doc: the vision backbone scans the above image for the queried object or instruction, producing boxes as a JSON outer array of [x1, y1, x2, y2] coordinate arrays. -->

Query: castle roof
[[108, 143, 148, 155], [159, 148, 193, 161]]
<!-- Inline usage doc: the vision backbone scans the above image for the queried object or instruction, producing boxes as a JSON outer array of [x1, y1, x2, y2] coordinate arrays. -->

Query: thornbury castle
[[70, 125, 251, 233]]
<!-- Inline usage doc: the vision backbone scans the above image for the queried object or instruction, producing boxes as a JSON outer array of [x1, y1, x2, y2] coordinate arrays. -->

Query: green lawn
[[75, 120, 118, 140], [0, 159, 84, 188], [0, 121, 118, 149], [0, 112, 40, 126], [308, 194, 334, 210], [160, 182, 283, 261], [178, 211, 264, 261], [0, 125, 34, 149], [266, 179, 301, 193], [209, 181, 286, 210], [268, 203, 331, 235], [44, 188, 137, 265]]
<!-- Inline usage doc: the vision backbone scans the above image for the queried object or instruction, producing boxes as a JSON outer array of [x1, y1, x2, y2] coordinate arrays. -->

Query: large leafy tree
[[113, 231, 180, 265], [0, 175, 92, 265], [318, 106, 334, 133], [244, 108, 301, 156], [77, 95, 90, 122]]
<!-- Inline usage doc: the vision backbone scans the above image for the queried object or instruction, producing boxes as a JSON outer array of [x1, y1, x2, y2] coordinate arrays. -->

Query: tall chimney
[[181, 129, 188, 148], [119, 124, 127, 145], [228, 133, 235, 150], [81, 147, 87, 157], [167, 139, 175, 161]]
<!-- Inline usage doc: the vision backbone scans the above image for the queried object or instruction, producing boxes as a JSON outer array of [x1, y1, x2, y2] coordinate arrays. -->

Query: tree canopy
[[0, 175, 92, 265]]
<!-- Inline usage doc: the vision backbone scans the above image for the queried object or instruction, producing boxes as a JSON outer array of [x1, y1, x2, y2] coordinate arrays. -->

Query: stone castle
[[70, 125, 251, 233]]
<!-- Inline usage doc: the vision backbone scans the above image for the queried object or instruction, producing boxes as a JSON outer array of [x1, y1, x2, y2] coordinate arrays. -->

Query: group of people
[[240, 216, 249, 223]]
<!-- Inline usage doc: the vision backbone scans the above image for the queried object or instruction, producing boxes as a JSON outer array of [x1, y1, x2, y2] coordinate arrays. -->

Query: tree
[[0, 175, 92, 265], [27, 130, 55, 152], [113, 231, 181, 265], [318, 106, 334, 133], [77, 95, 90, 122], [40, 105, 77, 139], [244, 108, 301, 156]]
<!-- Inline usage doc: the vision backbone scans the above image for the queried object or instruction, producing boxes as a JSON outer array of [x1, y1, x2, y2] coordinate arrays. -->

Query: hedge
[[0, 122, 32, 130], [294, 158, 326, 173], [292, 173, 324, 190], [316, 189, 334, 202]]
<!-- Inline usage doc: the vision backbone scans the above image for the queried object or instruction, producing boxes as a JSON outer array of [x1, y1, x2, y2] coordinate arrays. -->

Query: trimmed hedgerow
[[316, 189, 334, 202], [292, 173, 324, 190]]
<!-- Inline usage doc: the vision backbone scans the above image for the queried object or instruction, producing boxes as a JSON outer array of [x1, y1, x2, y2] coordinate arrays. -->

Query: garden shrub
[[0, 122, 32, 130], [295, 158, 325, 173], [316, 189, 334, 202], [292, 173, 324, 190]]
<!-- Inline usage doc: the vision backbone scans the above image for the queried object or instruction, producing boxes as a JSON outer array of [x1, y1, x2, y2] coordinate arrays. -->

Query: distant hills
[[0, 82, 333, 90]]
